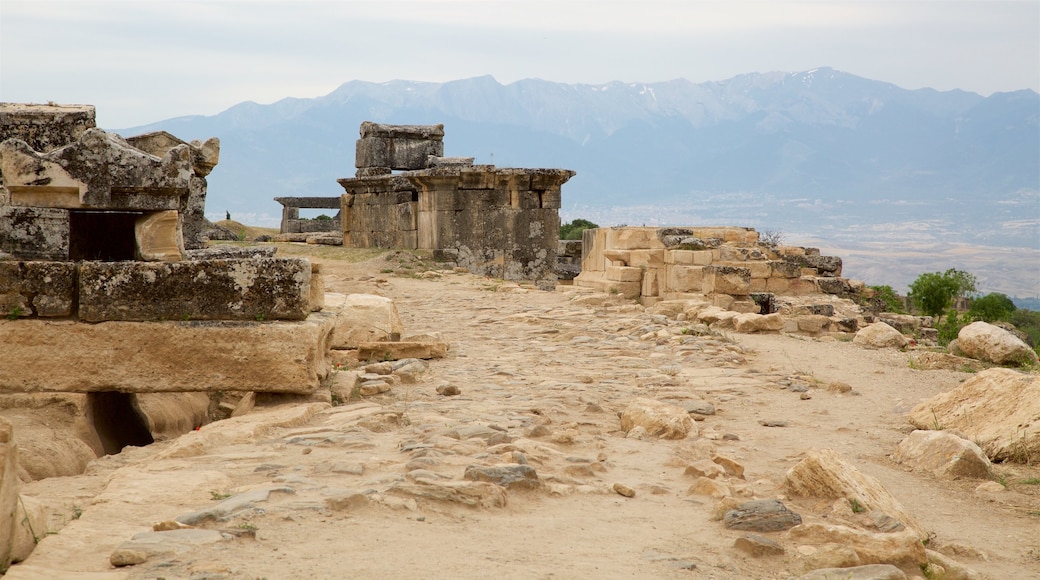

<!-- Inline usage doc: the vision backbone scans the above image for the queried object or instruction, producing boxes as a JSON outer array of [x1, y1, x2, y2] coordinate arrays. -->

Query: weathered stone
[[0, 418, 18, 571], [463, 464, 540, 490], [925, 549, 983, 580], [907, 368, 1040, 462], [956, 321, 1038, 366], [436, 384, 460, 396], [0, 103, 96, 152], [612, 482, 636, 497], [327, 293, 404, 349], [78, 258, 311, 322], [723, 499, 802, 532], [687, 477, 730, 498], [0, 260, 76, 317], [0, 313, 335, 393], [788, 523, 927, 567], [795, 564, 908, 580], [853, 321, 908, 349], [111, 528, 228, 565], [0, 206, 70, 260], [388, 478, 508, 508], [733, 312, 784, 333], [784, 449, 922, 537], [703, 265, 751, 296], [620, 398, 696, 439], [684, 459, 726, 479], [134, 210, 184, 261], [734, 534, 785, 557], [712, 454, 746, 479], [894, 430, 991, 479], [358, 341, 448, 361]]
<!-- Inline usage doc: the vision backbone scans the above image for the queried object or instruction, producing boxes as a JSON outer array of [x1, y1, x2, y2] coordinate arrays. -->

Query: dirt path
[[10, 250, 1040, 579]]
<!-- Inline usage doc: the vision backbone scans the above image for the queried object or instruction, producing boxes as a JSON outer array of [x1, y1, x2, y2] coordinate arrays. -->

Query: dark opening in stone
[[69, 211, 141, 261], [86, 391, 154, 455]]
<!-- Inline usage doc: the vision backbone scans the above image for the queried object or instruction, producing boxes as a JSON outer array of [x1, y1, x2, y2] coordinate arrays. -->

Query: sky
[[1, 0, 1038, 129]]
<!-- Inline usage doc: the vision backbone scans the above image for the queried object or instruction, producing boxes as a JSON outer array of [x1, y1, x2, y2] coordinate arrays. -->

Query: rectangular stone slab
[[0, 313, 335, 393], [78, 257, 311, 322]]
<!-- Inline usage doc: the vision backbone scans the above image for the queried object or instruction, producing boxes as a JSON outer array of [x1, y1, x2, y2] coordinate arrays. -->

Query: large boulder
[[908, 368, 1039, 462], [894, 430, 991, 479], [956, 321, 1038, 366], [784, 449, 923, 537], [853, 322, 908, 349], [733, 312, 785, 333], [619, 398, 696, 440], [788, 523, 927, 568]]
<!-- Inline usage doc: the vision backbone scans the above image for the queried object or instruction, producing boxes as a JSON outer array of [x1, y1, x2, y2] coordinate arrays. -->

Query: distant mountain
[[116, 68, 1039, 254]]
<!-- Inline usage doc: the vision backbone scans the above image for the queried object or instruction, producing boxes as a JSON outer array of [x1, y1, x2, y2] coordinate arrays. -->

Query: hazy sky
[[2, 0, 1038, 129]]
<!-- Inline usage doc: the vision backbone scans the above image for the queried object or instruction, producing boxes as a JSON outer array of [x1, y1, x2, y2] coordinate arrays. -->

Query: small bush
[[560, 218, 599, 240]]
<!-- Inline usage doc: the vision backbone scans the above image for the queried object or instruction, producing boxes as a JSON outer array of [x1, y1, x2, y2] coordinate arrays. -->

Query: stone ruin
[[0, 103, 336, 453], [336, 122, 574, 289], [575, 226, 868, 334], [274, 195, 342, 239]]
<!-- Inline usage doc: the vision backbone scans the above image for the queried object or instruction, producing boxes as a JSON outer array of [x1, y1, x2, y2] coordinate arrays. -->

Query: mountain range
[[117, 68, 1040, 297]]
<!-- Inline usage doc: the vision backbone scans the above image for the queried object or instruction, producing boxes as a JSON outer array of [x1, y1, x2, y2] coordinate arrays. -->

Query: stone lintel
[[359, 121, 444, 140], [0, 313, 335, 393], [273, 197, 342, 209], [78, 258, 311, 322]]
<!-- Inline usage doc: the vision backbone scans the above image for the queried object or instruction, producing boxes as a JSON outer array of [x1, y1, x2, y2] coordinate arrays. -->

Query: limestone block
[[619, 398, 696, 439], [606, 266, 642, 282], [10, 493, 47, 564], [733, 312, 785, 333], [78, 258, 311, 322], [357, 341, 448, 361], [628, 249, 665, 268], [327, 293, 405, 350], [309, 263, 325, 312], [749, 278, 767, 292], [853, 322, 908, 349], [603, 249, 632, 266], [0, 417, 18, 571], [703, 266, 751, 296], [0, 261, 76, 317], [0, 206, 70, 260], [0, 313, 335, 393], [771, 261, 803, 279], [691, 250, 714, 265], [797, 315, 832, 335], [666, 265, 704, 292], [641, 268, 662, 297], [907, 368, 1039, 463], [666, 250, 695, 265], [784, 449, 923, 537], [539, 187, 562, 209], [788, 523, 926, 567], [766, 277, 791, 293], [134, 210, 184, 262], [607, 227, 667, 250], [355, 136, 443, 171], [611, 281, 641, 299], [956, 321, 1038, 366], [0, 103, 96, 152], [894, 430, 991, 479]]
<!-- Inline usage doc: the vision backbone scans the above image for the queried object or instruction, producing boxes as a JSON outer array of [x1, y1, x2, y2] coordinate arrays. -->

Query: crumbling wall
[[575, 226, 860, 315]]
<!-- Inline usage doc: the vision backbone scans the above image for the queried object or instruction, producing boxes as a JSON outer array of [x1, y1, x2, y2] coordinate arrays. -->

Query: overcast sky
[[2, 0, 1038, 129]]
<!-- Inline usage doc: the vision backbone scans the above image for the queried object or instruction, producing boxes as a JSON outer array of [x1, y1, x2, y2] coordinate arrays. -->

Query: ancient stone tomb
[[0, 103, 331, 398], [337, 122, 574, 289]]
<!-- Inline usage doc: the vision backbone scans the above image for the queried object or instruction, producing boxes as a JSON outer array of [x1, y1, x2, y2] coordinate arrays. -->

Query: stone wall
[[274, 196, 342, 234], [575, 226, 859, 311], [337, 123, 574, 289]]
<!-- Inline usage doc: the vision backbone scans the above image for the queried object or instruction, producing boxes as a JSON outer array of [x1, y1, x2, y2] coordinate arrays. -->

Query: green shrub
[[560, 218, 599, 240], [908, 269, 977, 317], [968, 292, 1016, 322], [867, 285, 905, 313]]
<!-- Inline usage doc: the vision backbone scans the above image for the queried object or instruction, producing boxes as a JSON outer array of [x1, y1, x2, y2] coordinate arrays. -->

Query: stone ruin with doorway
[[0, 103, 337, 457], [335, 122, 574, 290]]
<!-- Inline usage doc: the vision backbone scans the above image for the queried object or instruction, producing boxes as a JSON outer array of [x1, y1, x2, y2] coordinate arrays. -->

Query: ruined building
[[336, 122, 574, 289], [0, 103, 333, 452]]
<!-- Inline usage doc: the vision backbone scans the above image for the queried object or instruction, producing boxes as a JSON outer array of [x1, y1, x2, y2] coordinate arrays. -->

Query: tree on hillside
[[968, 292, 1016, 322], [560, 218, 599, 240], [908, 268, 978, 317]]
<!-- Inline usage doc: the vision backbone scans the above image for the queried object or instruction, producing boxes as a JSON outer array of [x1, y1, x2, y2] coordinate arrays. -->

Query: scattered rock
[[894, 430, 991, 479], [684, 459, 726, 479], [734, 533, 785, 557], [688, 477, 730, 498], [436, 384, 461, 396], [826, 381, 853, 393], [795, 564, 908, 580], [463, 464, 540, 490], [789, 523, 927, 567], [759, 419, 788, 427], [784, 449, 922, 537], [907, 368, 1040, 463], [723, 499, 802, 532], [853, 322, 908, 349], [711, 454, 745, 479], [926, 549, 984, 580], [619, 398, 696, 439], [956, 321, 1038, 366], [612, 482, 636, 497]]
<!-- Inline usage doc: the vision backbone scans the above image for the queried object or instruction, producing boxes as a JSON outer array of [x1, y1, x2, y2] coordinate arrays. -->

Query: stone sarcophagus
[[337, 122, 574, 289]]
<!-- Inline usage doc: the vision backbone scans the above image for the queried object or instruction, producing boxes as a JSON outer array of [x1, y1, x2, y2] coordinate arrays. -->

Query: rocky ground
[[5, 246, 1039, 579]]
